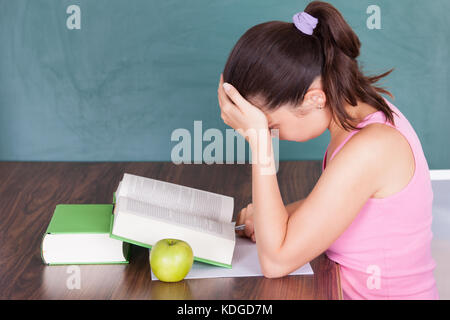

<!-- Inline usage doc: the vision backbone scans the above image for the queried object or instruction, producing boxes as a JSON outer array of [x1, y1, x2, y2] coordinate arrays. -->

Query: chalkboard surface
[[0, 0, 448, 168]]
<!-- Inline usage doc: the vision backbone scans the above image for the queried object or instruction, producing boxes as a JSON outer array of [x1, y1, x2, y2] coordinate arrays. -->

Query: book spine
[[40, 233, 49, 265]]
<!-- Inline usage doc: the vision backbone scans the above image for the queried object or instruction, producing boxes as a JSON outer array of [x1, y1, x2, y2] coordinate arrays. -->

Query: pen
[[235, 224, 245, 231]]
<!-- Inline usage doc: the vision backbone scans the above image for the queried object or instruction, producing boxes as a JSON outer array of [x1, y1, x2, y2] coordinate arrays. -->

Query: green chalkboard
[[0, 0, 448, 168]]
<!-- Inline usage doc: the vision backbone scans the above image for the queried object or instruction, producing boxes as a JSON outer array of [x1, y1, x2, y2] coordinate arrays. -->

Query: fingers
[[237, 207, 246, 225], [217, 74, 243, 117], [244, 218, 254, 238], [218, 85, 227, 118], [221, 82, 249, 114], [217, 74, 228, 114], [245, 205, 255, 242], [235, 207, 246, 237], [235, 203, 256, 242], [219, 94, 241, 122], [218, 73, 231, 109]]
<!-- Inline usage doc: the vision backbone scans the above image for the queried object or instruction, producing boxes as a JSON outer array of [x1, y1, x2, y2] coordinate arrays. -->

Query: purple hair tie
[[293, 11, 318, 35]]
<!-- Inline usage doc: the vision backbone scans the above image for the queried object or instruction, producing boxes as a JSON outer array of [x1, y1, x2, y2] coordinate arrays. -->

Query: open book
[[109, 173, 236, 268]]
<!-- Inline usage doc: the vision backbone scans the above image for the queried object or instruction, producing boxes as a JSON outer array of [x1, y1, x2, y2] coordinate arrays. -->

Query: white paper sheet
[[151, 236, 313, 280]]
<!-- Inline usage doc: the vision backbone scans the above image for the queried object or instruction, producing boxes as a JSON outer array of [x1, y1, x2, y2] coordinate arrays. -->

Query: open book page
[[116, 173, 234, 224], [116, 196, 235, 241]]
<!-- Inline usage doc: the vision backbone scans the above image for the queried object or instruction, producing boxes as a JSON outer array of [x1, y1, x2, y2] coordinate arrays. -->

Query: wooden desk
[[0, 161, 342, 299]]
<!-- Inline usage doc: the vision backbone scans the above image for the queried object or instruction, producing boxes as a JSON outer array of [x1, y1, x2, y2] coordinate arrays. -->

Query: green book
[[109, 173, 236, 268], [41, 204, 130, 265]]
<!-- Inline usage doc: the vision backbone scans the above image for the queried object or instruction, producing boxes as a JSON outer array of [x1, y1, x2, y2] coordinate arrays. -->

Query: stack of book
[[41, 173, 236, 268]]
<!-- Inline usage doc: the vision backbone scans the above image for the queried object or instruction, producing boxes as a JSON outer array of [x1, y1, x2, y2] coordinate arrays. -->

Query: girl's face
[[264, 102, 332, 142], [249, 77, 331, 142]]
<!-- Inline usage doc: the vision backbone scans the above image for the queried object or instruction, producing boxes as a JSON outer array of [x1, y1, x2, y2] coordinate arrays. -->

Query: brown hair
[[222, 1, 397, 131]]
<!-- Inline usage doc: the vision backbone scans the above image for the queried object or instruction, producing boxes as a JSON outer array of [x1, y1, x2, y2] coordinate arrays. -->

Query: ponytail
[[306, 1, 396, 131]]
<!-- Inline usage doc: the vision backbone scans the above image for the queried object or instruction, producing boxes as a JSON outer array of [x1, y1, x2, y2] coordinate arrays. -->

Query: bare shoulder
[[332, 123, 397, 180], [356, 122, 412, 156], [347, 122, 415, 198], [338, 122, 404, 158], [356, 122, 408, 145]]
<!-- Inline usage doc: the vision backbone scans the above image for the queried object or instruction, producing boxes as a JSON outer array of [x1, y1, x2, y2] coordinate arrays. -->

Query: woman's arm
[[251, 126, 389, 278], [286, 199, 305, 215]]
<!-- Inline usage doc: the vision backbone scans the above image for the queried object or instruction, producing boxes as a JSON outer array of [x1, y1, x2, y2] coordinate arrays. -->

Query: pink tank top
[[322, 98, 439, 300]]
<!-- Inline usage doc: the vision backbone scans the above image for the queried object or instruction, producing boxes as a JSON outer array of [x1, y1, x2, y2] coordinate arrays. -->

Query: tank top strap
[[328, 110, 394, 164]]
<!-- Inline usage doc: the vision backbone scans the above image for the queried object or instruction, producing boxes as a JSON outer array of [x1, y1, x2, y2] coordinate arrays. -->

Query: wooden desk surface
[[0, 161, 342, 300]]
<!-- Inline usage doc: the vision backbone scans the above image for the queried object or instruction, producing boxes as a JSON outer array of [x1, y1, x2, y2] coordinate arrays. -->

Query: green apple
[[150, 238, 194, 282]]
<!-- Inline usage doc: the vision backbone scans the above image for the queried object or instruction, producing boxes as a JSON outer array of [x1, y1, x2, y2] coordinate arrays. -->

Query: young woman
[[217, 1, 438, 300]]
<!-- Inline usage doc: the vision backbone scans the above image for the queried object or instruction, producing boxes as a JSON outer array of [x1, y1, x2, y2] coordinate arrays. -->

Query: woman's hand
[[236, 203, 256, 243], [217, 74, 269, 143], [235, 201, 304, 242]]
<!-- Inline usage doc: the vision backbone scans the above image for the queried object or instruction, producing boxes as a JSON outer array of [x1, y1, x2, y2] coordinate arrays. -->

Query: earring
[[317, 97, 324, 109]]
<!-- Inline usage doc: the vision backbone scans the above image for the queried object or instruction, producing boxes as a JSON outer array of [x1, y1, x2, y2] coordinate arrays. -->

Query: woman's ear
[[303, 89, 327, 110]]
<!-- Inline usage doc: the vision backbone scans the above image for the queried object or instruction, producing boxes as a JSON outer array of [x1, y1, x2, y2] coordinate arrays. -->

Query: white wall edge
[[430, 170, 450, 181]]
